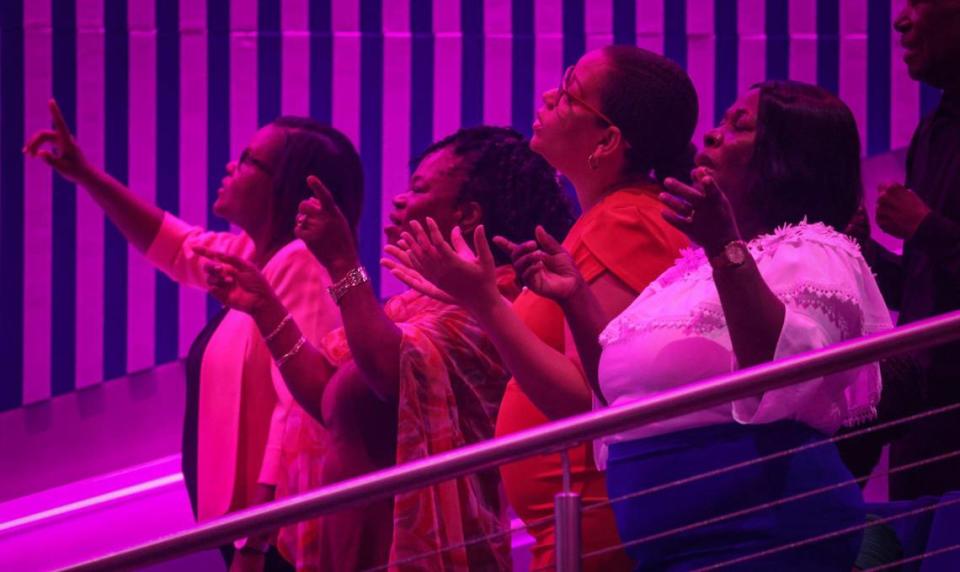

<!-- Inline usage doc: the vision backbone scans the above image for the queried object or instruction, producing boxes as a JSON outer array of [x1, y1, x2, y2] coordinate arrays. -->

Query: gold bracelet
[[276, 336, 307, 368], [263, 314, 292, 344]]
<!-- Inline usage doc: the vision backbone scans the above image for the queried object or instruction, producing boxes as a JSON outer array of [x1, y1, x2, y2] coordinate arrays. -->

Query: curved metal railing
[[65, 310, 960, 571]]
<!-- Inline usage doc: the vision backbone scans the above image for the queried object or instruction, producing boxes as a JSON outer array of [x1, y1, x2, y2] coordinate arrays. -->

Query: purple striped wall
[[0, 0, 939, 411]]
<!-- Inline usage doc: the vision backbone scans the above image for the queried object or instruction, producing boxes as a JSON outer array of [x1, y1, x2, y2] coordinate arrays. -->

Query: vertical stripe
[[483, 0, 511, 126], [75, 0, 105, 388], [207, 0, 230, 318], [715, 0, 738, 124], [179, 0, 208, 355], [127, 0, 157, 374], [788, 0, 817, 84], [281, 0, 309, 116], [360, 0, 384, 294], [664, 0, 687, 68], [308, 0, 332, 123], [460, 0, 483, 127], [765, 0, 788, 80], [381, 0, 411, 299], [737, 0, 764, 93], [612, 0, 636, 46], [687, 0, 715, 146], [232, 0, 259, 160], [816, 0, 839, 93], [512, 0, 534, 136], [156, 0, 179, 364], [562, 0, 585, 66], [4, 0, 27, 408], [636, 0, 664, 54], [332, 0, 361, 145], [866, 0, 890, 156], [52, 0, 78, 395], [259, 0, 282, 126], [104, 0, 128, 376], [584, 0, 611, 53], [433, 0, 461, 140], [411, 0, 433, 156], [534, 0, 562, 137], [23, 0, 53, 403], [839, 0, 868, 155]]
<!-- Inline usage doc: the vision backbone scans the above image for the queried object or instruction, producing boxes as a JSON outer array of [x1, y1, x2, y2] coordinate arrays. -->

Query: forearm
[[472, 297, 591, 419], [328, 258, 403, 401], [252, 298, 333, 423], [713, 257, 786, 368], [558, 282, 609, 403], [78, 167, 164, 252]]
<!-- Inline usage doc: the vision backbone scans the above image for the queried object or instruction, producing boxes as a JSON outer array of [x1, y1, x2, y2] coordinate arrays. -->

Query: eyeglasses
[[557, 65, 618, 128], [238, 148, 274, 176]]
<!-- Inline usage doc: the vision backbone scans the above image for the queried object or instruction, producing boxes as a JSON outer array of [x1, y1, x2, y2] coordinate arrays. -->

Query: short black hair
[[417, 126, 575, 266], [746, 81, 862, 233], [268, 117, 364, 243]]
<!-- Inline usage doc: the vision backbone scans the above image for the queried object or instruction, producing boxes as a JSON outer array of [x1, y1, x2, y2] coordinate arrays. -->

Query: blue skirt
[[605, 422, 864, 571]]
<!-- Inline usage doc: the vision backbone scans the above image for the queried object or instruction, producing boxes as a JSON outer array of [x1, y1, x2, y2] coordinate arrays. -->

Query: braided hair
[[416, 126, 575, 266], [598, 46, 699, 183]]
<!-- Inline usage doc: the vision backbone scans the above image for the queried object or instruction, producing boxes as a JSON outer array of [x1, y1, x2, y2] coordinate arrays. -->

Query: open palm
[[495, 226, 582, 302], [194, 247, 278, 315]]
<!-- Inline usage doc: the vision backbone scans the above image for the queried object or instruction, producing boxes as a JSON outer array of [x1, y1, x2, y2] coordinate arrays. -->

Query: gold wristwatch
[[708, 240, 749, 270]]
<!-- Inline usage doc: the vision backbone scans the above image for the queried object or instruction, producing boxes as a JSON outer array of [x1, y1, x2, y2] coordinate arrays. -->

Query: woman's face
[[531, 49, 612, 174], [385, 147, 476, 246], [213, 124, 285, 229], [696, 89, 760, 210]]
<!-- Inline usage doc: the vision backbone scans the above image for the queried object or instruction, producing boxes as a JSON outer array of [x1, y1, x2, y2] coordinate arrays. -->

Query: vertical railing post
[[554, 449, 581, 572]]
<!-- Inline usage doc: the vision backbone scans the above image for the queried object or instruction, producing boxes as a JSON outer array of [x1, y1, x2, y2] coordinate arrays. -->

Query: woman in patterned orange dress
[[201, 126, 574, 571]]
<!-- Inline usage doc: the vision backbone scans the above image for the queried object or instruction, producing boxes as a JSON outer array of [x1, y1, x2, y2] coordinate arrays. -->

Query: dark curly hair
[[746, 81, 862, 233], [416, 126, 575, 266], [598, 45, 700, 184], [267, 116, 364, 247]]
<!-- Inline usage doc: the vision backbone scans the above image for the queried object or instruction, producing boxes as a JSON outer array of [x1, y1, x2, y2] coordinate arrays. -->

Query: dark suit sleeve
[[863, 239, 905, 311], [910, 211, 960, 289]]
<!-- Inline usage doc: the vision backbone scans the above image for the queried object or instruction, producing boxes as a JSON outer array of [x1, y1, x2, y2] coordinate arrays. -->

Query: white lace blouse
[[595, 222, 893, 468]]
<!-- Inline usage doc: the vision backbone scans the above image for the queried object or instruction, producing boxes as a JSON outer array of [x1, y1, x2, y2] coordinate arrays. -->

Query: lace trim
[[601, 282, 870, 347]]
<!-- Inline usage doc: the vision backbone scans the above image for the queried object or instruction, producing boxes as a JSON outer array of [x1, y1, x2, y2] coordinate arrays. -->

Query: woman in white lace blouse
[[392, 81, 891, 570]]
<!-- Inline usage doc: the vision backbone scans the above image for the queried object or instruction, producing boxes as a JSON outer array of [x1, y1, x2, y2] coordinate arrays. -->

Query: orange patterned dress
[[277, 268, 521, 571]]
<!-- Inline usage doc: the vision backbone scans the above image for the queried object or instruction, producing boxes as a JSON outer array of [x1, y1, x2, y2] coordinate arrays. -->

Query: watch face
[[725, 242, 747, 264]]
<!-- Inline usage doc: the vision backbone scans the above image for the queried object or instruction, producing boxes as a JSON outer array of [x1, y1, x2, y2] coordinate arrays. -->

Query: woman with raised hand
[[386, 45, 696, 570], [24, 100, 364, 572], [198, 126, 575, 571], [398, 81, 891, 569]]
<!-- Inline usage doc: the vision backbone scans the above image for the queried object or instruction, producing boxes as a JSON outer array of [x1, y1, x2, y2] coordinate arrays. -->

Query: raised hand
[[295, 176, 358, 273], [23, 99, 94, 184], [395, 218, 500, 311], [194, 247, 280, 315], [876, 181, 930, 240], [494, 226, 583, 302], [381, 246, 456, 304], [661, 167, 741, 256]]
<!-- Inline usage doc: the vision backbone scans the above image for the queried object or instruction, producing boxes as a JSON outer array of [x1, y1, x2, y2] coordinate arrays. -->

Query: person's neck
[[246, 222, 289, 269]]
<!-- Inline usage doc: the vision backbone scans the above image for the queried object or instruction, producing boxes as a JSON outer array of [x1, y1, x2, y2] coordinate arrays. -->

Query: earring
[[587, 153, 599, 171]]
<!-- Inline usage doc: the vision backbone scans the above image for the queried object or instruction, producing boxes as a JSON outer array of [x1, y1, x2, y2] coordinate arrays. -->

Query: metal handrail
[[67, 310, 960, 571]]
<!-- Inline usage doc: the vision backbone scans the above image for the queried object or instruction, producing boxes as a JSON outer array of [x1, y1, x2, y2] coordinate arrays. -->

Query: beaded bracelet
[[263, 314, 293, 344], [276, 335, 307, 368]]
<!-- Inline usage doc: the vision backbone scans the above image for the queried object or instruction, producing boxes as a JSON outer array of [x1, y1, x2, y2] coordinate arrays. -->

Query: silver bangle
[[263, 314, 292, 344], [276, 336, 307, 368]]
